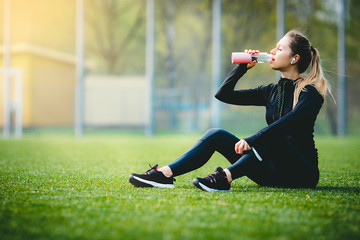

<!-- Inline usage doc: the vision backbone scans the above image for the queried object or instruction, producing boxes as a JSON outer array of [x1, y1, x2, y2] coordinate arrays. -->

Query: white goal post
[[0, 68, 23, 139]]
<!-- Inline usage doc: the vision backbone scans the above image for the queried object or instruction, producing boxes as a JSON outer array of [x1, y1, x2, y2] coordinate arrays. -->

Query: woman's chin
[[270, 64, 278, 70]]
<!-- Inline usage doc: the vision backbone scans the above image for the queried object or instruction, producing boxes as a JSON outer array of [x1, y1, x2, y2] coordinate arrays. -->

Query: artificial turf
[[0, 134, 359, 240]]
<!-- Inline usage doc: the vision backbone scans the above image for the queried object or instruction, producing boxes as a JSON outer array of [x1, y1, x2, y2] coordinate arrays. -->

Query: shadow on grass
[[230, 185, 360, 193], [175, 185, 360, 193], [314, 186, 360, 193]]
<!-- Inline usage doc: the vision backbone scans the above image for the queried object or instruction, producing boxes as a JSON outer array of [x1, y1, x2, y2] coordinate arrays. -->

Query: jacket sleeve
[[244, 85, 324, 146], [215, 64, 269, 106]]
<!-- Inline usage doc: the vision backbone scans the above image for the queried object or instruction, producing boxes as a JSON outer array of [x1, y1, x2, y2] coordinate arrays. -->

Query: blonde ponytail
[[285, 30, 332, 108]]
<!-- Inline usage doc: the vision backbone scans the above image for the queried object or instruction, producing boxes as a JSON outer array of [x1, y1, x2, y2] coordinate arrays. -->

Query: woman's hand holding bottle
[[244, 49, 259, 69]]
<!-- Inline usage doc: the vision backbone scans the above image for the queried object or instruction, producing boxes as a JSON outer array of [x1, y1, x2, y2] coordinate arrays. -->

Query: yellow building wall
[[0, 52, 75, 127], [27, 55, 75, 126]]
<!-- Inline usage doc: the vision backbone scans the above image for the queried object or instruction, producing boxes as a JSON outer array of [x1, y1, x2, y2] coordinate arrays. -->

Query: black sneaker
[[129, 164, 175, 188], [193, 167, 230, 192]]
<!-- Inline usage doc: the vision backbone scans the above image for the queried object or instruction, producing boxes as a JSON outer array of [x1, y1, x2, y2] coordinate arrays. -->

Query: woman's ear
[[291, 54, 300, 64]]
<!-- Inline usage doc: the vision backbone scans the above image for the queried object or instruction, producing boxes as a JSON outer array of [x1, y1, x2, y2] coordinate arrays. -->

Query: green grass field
[[0, 134, 359, 240]]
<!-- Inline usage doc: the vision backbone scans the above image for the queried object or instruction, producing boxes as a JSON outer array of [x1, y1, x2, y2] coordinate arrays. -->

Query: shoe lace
[[145, 164, 158, 175], [144, 164, 176, 182], [204, 169, 224, 183]]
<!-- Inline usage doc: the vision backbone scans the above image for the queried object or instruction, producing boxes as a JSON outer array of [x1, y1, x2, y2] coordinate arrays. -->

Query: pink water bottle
[[231, 52, 271, 64]]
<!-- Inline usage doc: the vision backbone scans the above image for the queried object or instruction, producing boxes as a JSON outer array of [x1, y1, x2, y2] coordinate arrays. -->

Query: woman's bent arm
[[215, 64, 269, 106]]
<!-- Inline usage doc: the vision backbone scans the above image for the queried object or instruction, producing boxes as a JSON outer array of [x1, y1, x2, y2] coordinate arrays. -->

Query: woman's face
[[269, 35, 295, 71]]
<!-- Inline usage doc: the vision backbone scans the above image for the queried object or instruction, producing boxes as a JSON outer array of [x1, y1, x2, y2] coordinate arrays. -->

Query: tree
[[86, 0, 145, 74]]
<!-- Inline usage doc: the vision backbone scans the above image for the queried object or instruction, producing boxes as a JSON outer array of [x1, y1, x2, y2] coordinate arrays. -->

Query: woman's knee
[[202, 128, 230, 141]]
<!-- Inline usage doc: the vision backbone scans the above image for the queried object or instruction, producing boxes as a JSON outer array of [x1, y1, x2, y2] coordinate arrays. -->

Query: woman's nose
[[270, 48, 276, 55]]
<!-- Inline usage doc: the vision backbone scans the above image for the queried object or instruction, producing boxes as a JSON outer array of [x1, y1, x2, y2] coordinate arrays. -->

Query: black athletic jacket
[[215, 64, 324, 166]]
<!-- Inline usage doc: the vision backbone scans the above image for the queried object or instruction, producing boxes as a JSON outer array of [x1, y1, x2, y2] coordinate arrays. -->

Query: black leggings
[[168, 128, 319, 188]]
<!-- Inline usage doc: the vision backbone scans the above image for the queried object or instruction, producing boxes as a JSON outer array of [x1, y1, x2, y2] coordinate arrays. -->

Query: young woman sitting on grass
[[129, 30, 332, 192]]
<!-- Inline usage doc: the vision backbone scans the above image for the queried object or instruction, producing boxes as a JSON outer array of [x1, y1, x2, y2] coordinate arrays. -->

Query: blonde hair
[[286, 30, 332, 108]]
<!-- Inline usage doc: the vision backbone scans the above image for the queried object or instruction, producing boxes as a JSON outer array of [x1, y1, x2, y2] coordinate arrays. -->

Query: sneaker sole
[[129, 175, 174, 188], [193, 178, 229, 192], [129, 175, 153, 187]]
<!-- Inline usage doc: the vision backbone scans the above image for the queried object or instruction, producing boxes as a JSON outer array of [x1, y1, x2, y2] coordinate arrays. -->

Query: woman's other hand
[[244, 49, 259, 69], [235, 139, 252, 155]]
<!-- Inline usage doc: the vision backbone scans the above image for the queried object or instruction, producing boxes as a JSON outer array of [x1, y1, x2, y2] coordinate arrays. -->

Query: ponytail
[[286, 30, 332, 108]]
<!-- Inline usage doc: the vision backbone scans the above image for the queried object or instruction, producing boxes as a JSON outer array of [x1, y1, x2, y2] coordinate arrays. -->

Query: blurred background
[[0, 0, 359, 138]]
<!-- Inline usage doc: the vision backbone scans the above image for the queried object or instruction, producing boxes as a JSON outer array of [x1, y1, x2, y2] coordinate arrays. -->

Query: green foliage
[[85, 0, 146, 74], [0, 135, 359, 240]]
